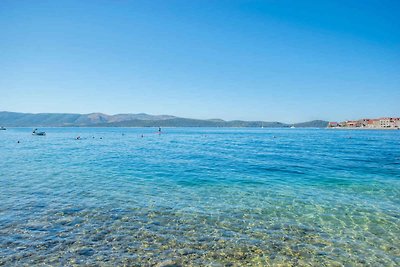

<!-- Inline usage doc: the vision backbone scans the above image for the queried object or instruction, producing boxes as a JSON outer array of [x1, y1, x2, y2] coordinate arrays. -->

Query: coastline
[[327, 127, 400, 130]]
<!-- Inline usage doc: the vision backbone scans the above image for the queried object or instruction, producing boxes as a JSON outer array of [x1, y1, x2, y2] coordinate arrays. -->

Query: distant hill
[[0, 112, 177, 127], [0, 111, 328, 128], [293, 120, 329, 128]]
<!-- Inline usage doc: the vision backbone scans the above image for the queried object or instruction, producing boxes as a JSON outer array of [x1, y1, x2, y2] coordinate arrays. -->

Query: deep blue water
[[1, 128, 399, 266]]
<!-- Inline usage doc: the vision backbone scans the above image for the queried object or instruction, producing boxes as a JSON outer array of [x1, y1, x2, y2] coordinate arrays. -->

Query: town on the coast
[[328, 117, 400, 129]]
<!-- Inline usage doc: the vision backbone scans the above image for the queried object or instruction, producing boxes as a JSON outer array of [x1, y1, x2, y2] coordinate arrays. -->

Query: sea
[[0, 127, 399, 266]]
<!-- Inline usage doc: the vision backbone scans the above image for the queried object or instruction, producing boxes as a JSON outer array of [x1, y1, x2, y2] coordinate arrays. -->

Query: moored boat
[[32, 129, 46, 136]]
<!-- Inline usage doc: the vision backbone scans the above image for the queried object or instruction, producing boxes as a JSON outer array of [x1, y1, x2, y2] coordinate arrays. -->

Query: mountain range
[[0, 111, 328, 128]]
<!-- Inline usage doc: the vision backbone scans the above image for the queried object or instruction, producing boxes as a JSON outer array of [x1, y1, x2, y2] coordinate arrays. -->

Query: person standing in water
[[158, 127, 161, 134]]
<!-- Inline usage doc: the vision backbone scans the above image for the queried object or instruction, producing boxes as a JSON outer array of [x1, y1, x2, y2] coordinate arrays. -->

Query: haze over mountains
[[0, 111, 328, 128]]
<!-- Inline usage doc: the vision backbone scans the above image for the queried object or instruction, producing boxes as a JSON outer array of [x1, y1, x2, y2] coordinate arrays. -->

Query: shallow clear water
[[1, 128, 399, 266]]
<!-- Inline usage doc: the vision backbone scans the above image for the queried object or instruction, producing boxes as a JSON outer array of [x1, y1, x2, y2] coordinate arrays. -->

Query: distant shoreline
[[327, 127, 399, 130], [2, 126, 398, 130], [1, 126, 325, 129], [0, 111, 328, 128]]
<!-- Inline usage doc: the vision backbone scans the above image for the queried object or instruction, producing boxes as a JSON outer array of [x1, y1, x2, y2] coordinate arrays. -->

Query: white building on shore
[[329, 117, 400, 129]]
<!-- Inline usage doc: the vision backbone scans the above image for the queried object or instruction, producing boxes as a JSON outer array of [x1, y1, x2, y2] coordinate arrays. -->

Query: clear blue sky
[[0, 0, 399, 122]]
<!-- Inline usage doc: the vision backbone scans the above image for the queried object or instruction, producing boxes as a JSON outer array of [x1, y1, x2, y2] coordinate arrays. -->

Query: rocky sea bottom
[[1, 128, 399, 266]]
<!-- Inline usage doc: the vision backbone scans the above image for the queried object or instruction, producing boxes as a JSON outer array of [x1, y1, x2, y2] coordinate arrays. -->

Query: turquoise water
[[1, 128, 399, 266]]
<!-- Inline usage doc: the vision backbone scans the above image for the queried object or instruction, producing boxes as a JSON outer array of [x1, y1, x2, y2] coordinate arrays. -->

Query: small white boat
[[290, 126, 296, 128], [32, 129, 46, 136], [0, 126, 6, 130]]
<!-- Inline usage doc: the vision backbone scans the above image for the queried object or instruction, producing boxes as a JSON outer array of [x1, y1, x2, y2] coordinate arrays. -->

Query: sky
[[0, 0, 399, 122]]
